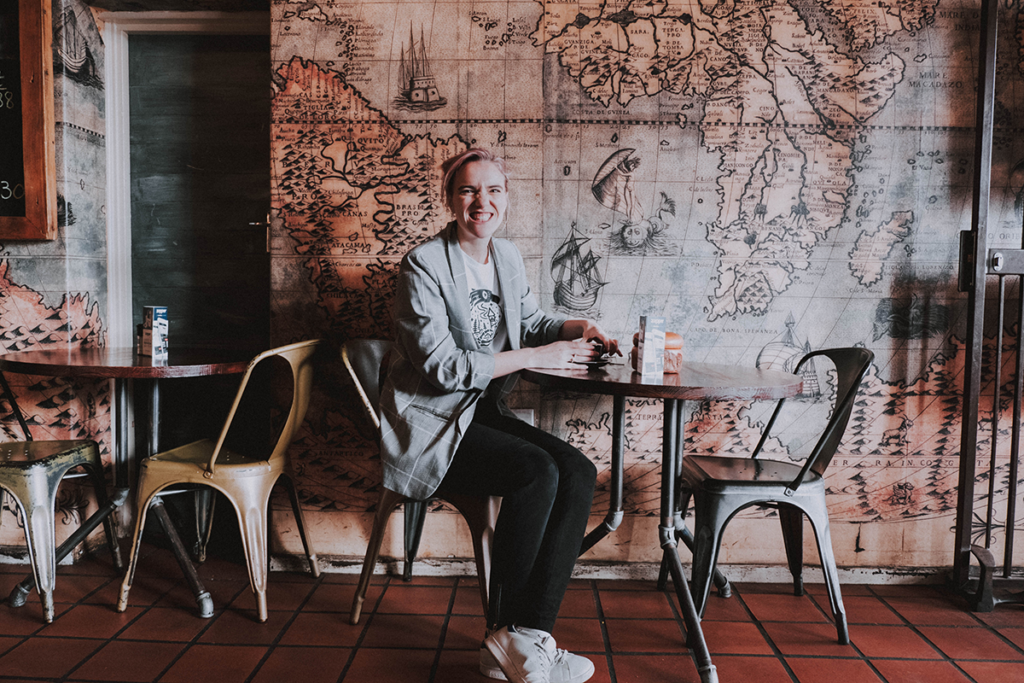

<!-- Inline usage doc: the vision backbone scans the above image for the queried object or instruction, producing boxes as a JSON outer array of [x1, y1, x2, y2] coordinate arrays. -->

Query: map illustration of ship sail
[[271, 0, 1024, 564]]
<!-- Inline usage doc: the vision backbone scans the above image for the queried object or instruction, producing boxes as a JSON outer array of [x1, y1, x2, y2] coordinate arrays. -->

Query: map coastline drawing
[[270, 0, 1024, 565]]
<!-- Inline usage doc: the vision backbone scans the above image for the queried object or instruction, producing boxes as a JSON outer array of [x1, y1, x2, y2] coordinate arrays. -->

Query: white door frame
[[101, 11, 270, 347], [99, 12, 269, 495]]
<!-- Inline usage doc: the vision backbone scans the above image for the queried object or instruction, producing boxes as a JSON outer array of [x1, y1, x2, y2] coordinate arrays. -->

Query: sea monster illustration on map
[[393, 25, 447, 111], [592, 149, 676, 256]]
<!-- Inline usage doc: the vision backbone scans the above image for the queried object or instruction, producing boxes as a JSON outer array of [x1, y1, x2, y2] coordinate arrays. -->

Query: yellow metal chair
[[116, 339, 321, 621], [342, 339, 499, 624], [0, 372, 123, 623]]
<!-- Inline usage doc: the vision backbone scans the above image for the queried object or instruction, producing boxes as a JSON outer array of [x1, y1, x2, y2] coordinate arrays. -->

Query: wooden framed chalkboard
[[0, 0, 56, 240]]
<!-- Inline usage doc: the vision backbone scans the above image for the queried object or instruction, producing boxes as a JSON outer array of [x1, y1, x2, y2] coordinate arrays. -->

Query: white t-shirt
[[462, 248, 509, 353]]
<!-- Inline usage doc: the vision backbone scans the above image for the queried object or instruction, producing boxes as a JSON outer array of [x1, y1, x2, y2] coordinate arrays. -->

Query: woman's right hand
[[527, 339, 603, 369]]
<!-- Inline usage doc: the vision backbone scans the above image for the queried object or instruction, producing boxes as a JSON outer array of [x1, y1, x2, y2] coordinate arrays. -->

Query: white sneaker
[[482, 626, 595, 683]]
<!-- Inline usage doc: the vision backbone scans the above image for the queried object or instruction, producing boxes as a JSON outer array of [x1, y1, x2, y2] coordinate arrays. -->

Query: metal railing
[[954, 0, 1024, 610]]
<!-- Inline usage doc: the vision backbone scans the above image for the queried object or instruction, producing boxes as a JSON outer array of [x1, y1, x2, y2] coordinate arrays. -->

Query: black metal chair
[[680, 347, 873, 645], [341, 339, 499, 624]]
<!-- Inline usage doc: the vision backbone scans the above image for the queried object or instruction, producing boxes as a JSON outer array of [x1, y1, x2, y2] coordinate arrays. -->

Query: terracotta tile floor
[[1, 545, 1022, 682]]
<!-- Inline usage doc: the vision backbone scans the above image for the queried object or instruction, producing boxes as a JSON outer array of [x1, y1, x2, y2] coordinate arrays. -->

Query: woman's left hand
[[579, 321, 621, 357]]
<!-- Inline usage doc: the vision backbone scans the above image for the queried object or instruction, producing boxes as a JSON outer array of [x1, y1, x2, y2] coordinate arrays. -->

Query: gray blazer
[[379, 223, 566, 499]]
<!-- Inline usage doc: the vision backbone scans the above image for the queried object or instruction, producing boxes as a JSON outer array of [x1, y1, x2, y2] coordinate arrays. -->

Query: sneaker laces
[[532, 633, 555, 675], [551, 646, 572, 667]]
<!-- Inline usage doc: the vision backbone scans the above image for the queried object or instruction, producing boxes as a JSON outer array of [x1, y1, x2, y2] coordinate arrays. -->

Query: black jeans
[[435, 399, 597, 633]]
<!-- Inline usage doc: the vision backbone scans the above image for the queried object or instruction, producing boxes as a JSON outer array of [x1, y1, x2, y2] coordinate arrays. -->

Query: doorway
[[128, 32, 270, 353]]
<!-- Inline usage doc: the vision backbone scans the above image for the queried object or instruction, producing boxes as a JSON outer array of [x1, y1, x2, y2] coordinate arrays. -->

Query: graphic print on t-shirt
[[470, 289, 502, 347]]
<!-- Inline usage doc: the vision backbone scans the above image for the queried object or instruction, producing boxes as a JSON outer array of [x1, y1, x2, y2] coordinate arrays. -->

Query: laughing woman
[[379, 148, 619, 683]]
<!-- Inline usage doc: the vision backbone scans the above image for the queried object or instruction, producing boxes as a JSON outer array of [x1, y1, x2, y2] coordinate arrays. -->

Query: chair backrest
[[753, 347, 874, 491], [0, 371, 33, 441], [205, 339, 321, 475], [340, 339, 390, 433]]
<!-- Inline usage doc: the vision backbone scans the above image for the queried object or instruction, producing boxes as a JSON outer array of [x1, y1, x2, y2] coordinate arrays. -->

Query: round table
[[522, 361, 802, 683], [0, 346, 253, 617]]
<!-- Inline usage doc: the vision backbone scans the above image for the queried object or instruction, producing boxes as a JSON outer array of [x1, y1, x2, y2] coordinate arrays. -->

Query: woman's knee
[[558, 445, 598, 492]]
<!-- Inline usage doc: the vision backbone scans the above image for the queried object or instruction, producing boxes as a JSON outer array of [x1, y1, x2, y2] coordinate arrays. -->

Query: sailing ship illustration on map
[[394, 26, 447, 111], [56, 8, 100, 87], [551, 223, 606, 311], [757, 313, 822, 399]]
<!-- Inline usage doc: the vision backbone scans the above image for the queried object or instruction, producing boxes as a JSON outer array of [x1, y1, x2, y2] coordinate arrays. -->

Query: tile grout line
[[427, 577, 460, 683], [140, 577, 253, 683], [242, 570, 326, 683], [58, 572, 156, 683], [726, 586, 801, 682], [336, 575, 392, 682], [590, 580, 617, 683], [867, 587, 983, 683]]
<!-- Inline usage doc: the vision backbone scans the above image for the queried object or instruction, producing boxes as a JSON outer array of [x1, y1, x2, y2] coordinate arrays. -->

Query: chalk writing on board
[[0, 0, 28, 218]]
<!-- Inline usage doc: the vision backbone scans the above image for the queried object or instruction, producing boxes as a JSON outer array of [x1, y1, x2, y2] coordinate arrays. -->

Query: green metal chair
[[0, 372, 123, 622], [342, 339, 499, 624], [680, 347, 874, 645]]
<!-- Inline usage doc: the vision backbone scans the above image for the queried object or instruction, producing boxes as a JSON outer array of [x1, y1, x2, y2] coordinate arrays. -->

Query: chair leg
[[351, 489, 404, 624], [117, 491, 157, 613], [690, 493, 728, 618], [403, 500, 428, 582], [227, 481, 276, 623], [805, 503, 849, 644], [446, 493, 499, 617], [6, 479, 59, 622], [779, 504, 805, 596], [283, 475, 319, 577], [194, 489, 216, 563]]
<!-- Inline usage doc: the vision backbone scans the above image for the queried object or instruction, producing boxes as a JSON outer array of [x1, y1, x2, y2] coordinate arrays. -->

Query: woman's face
[[451, 160, 508, 245]]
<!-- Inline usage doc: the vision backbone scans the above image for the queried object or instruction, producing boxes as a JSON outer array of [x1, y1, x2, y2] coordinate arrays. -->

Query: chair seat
[[681, 455, 822, 493], [0, 440, 98, 466], [145, 439, 275, 477]]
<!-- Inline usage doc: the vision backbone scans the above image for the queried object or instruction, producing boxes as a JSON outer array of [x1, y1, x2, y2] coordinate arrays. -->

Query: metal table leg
[[150, 497, 214, 618], [661, 400, 717, 683], [656, 401, 730, 597], [580, 395, 625, 554], [144, 377, 214, 617]]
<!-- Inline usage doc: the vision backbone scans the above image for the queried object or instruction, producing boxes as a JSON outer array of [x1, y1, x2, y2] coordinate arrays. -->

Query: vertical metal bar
[[1006, 277, 1024, 575], [661, 399, 677, 529], [986, 275, 1006, 548], [611, 395, 624, 516], [955, 0, 1000, 587], [148, 378, 160, 457], [115, 379, 130, 489]]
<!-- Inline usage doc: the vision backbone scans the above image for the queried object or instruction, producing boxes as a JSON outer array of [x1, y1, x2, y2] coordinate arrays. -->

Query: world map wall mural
[[271, 0, 1024, 567]]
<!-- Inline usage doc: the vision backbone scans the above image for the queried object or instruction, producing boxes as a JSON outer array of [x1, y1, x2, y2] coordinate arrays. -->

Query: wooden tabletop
[[0, 347, 252, 379], [521, 361, 802, 401]]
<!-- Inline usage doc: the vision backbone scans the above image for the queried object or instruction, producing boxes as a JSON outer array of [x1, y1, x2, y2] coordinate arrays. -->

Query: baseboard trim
[[269, 554, 953, 585]]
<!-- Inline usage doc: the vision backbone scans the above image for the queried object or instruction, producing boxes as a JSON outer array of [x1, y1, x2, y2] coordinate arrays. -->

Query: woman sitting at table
[[379, 148, 619, 683]]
